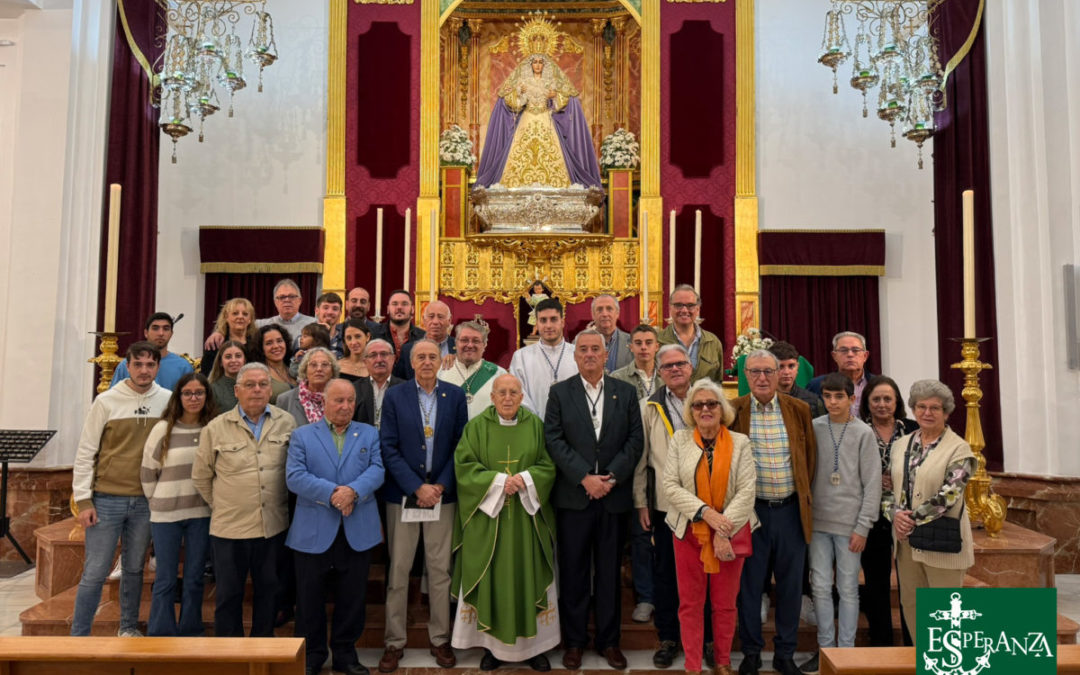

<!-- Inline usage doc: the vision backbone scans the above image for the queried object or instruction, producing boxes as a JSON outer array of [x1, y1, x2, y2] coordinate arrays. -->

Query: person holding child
[[798, 373, 881, 675]]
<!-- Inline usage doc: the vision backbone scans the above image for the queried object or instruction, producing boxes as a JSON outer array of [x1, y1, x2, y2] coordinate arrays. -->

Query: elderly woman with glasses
[[882, 379, 975, 635], [662, 379, 756, 675], [276, 347, 341, 427]]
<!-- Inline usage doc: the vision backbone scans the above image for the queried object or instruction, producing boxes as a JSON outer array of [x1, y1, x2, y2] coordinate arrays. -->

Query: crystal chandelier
[[156, 1, 278, 163], [818, 1, 944, 169]]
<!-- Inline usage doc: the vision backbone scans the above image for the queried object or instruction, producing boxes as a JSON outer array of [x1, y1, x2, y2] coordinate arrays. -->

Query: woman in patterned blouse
[[882, 379, 976, 635], [858, 375, 918, 646]]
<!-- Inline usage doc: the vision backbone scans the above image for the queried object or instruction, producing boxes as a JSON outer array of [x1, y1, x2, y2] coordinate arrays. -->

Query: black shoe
[[652, 641, 680, 669], [480, 650, 501, 671], [772, 655, 801, 675], [305, 667, 320, 675], [798, 652, 820, 674], [704, 642, 716, 669], [738, 653, 761, 675], [336, 664, 369, 675], [528, 654, 551, 672], [274, 608, 294, 628]]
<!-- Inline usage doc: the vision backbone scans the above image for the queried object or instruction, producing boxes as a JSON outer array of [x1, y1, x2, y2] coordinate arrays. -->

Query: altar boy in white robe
[[508, 298, 577, 419]]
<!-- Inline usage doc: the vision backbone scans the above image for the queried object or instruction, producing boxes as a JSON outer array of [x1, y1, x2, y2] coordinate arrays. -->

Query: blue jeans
[[809, 531, 862, 648], [631, 512, 654, 605], [148, 518, 210, 636], [71, 493, 152, 635]]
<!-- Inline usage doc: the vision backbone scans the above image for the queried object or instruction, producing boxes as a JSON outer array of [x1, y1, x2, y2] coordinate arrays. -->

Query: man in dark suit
[[286, 379, 385, 675], [804, 331, 876, 416], [730, 349, 816, 675], [377, 340, 468, 673], [394, 300, 456, 380], [353, 338, 405, 428], [544, 329, 643, 670]]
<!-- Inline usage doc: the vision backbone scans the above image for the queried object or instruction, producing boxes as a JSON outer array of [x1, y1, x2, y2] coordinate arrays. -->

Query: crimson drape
[[202, 274, 319, 336], [96, 1, 165, 351], [932, 0, 1002, 469]]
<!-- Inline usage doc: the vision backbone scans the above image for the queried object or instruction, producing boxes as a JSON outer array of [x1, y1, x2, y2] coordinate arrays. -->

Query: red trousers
[[673, 531, 745, 670]]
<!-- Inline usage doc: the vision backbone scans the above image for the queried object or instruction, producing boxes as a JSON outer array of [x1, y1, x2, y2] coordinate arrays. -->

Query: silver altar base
[[472, 183, 605, 233]]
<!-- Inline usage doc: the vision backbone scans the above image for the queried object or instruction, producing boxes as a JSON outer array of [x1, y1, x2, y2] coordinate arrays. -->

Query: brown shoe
[[714, 666, 736, 675], [601, 647, 628, 670], [430, 642, 456, 668], [378, 646, 403, 673], [562, 647, 584, 670]]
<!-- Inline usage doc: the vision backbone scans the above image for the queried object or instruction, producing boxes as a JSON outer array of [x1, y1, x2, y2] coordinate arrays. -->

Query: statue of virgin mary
[[474, 53, 602, 189]]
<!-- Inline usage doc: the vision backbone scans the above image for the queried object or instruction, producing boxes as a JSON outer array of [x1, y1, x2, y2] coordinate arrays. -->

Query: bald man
[[394, 300, 455, 381]]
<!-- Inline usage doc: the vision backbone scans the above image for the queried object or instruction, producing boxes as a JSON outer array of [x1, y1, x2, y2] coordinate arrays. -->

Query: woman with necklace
[[253, 324, 295, 404], [858, 375, 917, 646], [882, 379, 976, 639], [662, 379, 755, 675], [337, 318, 371, 382]]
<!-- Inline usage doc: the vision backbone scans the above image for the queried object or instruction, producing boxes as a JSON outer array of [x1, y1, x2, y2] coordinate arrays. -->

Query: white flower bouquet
[[731, 328, 774, 362], [599, 128, 640, 170], [439, 125, 476, 168]]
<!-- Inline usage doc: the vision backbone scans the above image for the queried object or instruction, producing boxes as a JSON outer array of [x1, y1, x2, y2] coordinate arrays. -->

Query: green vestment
[[452, 406, 557, 646]]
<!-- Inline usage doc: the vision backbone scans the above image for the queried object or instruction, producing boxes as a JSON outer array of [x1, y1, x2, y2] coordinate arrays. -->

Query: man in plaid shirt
[[728, 349, 817, 675]]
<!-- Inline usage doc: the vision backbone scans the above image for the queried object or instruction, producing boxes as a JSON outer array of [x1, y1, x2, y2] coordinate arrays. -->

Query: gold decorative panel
[[440, 234, 641, 304]]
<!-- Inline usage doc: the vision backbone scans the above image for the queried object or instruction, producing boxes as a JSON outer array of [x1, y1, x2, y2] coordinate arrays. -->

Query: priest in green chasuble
[[451, 373, 559, 671]]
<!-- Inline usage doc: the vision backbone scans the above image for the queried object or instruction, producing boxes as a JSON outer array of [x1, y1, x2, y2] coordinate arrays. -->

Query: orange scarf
[[690, 426, 734, 573]]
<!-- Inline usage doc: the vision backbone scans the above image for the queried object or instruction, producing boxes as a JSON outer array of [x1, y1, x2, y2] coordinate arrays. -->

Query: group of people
[[71, 279, 976, 675]]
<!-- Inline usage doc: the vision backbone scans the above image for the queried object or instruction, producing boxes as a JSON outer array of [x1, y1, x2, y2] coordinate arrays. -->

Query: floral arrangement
[[730, 327, 773, 362], [599, 128, 640, 170], [439, 125, 476, 168]]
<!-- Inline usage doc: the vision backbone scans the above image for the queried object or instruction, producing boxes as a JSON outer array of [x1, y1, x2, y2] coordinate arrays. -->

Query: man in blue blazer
[[378, 339, 468, 673], [286, 379, 385, 675]]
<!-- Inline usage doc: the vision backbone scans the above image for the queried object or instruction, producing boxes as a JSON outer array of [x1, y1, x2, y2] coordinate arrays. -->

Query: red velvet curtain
[[932, 0, 1003, 469], [761, 276, 881, 378], [96, 1, 165, 351], [202, 275, 320, 337]]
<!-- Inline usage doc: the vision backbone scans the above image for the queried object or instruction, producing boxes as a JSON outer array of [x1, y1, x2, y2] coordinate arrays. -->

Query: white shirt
[[438, 359, 507, 420], [580, 375, 605, 440], [508, 340, 579, 420], [372, 377, 392, 429]]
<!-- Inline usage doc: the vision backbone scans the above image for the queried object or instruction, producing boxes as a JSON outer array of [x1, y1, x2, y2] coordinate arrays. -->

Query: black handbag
[[901, 435, 963, 554]]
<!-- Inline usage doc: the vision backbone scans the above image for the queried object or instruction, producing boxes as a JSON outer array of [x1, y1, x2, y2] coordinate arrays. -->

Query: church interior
[[1, 0, 1079, 672]]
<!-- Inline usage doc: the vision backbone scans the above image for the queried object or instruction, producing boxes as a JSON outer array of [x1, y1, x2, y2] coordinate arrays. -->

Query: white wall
[[756, 0, 938, 395], [986, 1, 1080, 476], [0, 8, 72, 449], [156, 2, 329, 354]]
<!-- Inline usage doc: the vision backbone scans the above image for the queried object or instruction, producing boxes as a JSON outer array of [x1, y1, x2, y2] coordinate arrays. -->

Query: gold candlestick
[[950, 337, 1007, 537], [88, 331, 127, 395]]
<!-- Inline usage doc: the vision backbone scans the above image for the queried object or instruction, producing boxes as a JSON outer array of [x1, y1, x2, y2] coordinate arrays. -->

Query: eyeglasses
[[180, 390, 206, 399], [834, 347, 865, 355], [671, 302, 699, 311], [365, 351, 392, 360], [240, 381, 271, 389], [275, 294, 300, 302], [691, 400, 721, 411], [746, 368, 777, 378], [659, 360, 691, 371], [914, 403, 944, 414]]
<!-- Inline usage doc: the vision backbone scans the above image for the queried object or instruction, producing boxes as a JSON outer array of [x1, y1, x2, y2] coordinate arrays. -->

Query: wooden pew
[[821, 645, 1080, 674], [0, 637, 304, 674]]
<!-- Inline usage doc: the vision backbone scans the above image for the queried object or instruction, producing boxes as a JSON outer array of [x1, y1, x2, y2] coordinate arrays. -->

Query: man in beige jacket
[[634, 344, 695, 668], [192, 362, 296, 638]]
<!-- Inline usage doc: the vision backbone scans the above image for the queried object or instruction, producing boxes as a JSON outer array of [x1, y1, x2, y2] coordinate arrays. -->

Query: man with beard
[[384, 289, 426, 361], [345, 286, 389, 343], [438, 320, 506, 419]]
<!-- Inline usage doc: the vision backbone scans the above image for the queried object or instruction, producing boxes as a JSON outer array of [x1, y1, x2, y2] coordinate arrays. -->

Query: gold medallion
[[424, 425, 434, 438]]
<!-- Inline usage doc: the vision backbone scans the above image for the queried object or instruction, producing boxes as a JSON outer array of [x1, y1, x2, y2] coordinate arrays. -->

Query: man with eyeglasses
[[192, 362, 297, 637], [203, 278, 316, 353], [634, 344, 713, 668], [353, 339, 404, 428], [437, 320, 506, 419], [805, 331, 876, 415], [729, 350, 816, 675], [657, 284, 723, 383]]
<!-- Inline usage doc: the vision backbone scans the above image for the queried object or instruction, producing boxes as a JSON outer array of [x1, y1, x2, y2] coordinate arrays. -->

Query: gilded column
[[734, 0, 759, 332], [418, 0, 441, 299], [322, 0, 348, 296], [639, 0, 661, 324]]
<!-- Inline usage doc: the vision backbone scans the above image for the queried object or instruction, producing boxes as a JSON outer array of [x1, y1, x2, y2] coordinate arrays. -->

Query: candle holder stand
[[88, 331, 128, 395], [949, 337, 1007, 537]]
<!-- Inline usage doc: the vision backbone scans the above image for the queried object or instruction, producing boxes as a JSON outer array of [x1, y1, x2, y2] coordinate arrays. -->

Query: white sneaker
[[760, 593, 770, 623], [801, 596, 817, 626], [632, 602, 655, 623], [148, 555, 157, 572], [108, 558, 122, 581], [117, 628, 143, 637]]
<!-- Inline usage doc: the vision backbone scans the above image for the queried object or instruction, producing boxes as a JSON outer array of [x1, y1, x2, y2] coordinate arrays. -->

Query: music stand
[[0, 429, 56, 565]]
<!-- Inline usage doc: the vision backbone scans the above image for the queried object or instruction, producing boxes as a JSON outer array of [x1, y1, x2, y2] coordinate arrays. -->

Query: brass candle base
[[88, 331, 127, 395], [950, 337, 1007, 537]]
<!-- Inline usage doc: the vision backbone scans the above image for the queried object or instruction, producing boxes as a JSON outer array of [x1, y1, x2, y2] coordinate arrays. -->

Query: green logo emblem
[[916, 588, 1056, 675]]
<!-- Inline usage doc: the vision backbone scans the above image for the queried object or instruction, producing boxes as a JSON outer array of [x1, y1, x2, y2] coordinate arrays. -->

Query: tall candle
[[403, 208, 411, 293], [430, 208, 438, 302], [962, 190, 975, 338], [694, 209, 702, 293], [668, 210, 675, 298], [641, 210, 649, 323], [104, 184, 121, 333], [375, 208, 384, 315]]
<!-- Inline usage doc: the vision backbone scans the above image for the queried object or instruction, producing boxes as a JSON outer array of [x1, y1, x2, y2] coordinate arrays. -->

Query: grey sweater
[[811, 416, 882, 537]]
